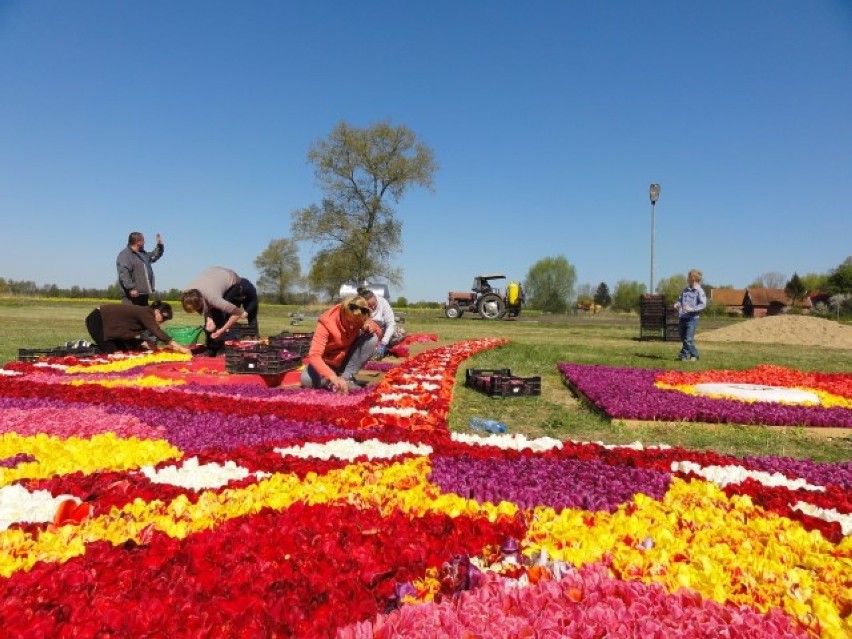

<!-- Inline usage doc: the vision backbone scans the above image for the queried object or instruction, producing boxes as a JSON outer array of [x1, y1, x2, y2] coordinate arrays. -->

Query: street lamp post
[[649, 183, 660, 294]]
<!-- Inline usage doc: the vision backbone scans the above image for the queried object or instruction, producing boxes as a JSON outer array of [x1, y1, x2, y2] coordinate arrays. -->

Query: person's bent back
[[86, 301, 191, 355]]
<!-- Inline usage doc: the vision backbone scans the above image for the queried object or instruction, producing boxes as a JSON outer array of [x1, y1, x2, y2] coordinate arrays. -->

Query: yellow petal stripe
[[525, 477, 851, 637], [64, 352, 191, 374], [0, 433, 182, 487]]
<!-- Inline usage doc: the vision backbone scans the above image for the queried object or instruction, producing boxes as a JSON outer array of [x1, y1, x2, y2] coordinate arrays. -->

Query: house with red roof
[[710, 288, 813, 317], [709, 289, 747, 316], [743, 288, 812, 317]]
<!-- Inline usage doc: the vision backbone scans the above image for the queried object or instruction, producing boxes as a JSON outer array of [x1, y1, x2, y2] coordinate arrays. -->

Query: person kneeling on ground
[[180, 266, 259, 356], [85, 301, 192, 355], [300, 295, 383, 394], [356, 287, 407, 360]]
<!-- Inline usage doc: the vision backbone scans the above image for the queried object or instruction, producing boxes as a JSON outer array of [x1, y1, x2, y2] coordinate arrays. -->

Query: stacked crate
[[465, 368, 541, 398], [224, 333, 311, 375], [665, 306, 681, 342], [639, 294, 667, 340], [267, 332, 313, 357], [227, 323, 260, 340]]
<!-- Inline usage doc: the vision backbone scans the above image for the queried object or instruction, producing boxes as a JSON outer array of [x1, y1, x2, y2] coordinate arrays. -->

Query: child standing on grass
[[674, 269, 706, 361]]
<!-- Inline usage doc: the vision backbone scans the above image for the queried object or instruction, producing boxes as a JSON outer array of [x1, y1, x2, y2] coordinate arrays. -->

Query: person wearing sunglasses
[[300, 295, 383, 394]]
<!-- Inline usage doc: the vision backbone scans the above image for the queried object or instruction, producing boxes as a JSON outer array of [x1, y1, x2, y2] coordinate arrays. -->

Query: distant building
[[710, 288, 812, 317], [808, 291, 832, 307], [710, 289, 747, 316], [743, 288, 812, 317]]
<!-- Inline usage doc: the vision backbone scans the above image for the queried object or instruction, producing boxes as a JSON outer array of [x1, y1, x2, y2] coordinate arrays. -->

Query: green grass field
[[2, 297, 851, 462]]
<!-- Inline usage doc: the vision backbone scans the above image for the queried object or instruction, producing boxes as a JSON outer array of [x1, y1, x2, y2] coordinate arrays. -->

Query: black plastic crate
[[268, 332, 313, 356], [465, 368, 541, 398], [18, 347, 100, 362], [225, 344, 302, 375], [465, 368, 512, 387], [640, 297, 675, 341], [227, 323, 260, 340], [489, 375, 541, 397]]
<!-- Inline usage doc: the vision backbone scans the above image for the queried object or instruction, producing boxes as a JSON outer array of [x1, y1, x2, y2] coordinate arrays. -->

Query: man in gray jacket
[[116, 232, 164, 306]]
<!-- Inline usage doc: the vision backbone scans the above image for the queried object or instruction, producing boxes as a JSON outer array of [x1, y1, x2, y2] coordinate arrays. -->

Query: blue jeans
[[678, 315, 699, 359]]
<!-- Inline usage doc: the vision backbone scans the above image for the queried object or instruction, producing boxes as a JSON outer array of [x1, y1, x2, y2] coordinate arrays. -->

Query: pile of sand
[[701, 315, 852, 349]]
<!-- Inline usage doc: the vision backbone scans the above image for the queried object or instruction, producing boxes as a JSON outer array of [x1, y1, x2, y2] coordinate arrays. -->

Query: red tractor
[[443, 274, 525, 320]]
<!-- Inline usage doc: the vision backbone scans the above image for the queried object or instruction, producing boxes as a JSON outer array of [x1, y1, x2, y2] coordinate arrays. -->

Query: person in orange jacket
[[300, 295, 383, 394]]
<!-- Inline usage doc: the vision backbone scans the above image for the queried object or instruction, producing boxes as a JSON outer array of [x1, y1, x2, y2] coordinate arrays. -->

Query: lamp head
[[649, 183, 660, 204]]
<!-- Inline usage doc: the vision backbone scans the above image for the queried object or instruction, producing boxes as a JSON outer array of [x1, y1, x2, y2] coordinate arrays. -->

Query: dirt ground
[[701, 315, 852, 348]]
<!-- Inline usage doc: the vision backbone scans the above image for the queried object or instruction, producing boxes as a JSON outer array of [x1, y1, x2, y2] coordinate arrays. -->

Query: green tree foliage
[[291, 121, 437, 287], [523, 256, 577, 313], [306, 248, 353, 302], [593, 282, 612, 308], [611, 280, 647, 312], [826, 256, 852, 294], [800, 272, 829, 294], [654, 274, 687, 304], [160, 288, 185, 301], [784, 272, 808, 306], [4, 279, 38, 295], [254, 238, 301, 304]]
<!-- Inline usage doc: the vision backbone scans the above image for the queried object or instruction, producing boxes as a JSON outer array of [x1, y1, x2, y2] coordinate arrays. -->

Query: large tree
[[611, 280, 647, 312], [523, 256, 577, 313], [291, 121, 437, 287], [254, 238, 301, 304], [826, 256, 852, 294], [784, 272, 808, 306], [306, 248, 355, 302], [800, 272, 829, 294], [593, 282, 612, 308], [655, 273, 687, 304]]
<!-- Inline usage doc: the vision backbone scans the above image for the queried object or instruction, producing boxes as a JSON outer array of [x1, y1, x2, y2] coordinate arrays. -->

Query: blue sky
[[1, 1, 850, 303]]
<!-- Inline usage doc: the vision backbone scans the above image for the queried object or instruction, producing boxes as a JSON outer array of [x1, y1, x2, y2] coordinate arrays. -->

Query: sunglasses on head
[[348, 303, 370, 316]]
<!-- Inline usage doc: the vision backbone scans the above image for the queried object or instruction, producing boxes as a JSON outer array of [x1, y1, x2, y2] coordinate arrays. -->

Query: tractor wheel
[[479, 294, 505, 320], [444, 303, 463, 319]]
